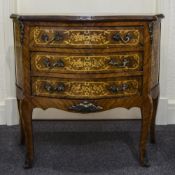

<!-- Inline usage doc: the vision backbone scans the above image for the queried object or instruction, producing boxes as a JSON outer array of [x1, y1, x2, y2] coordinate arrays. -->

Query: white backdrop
[[17, 0, 156, 13], [0, 0, 174, 125]]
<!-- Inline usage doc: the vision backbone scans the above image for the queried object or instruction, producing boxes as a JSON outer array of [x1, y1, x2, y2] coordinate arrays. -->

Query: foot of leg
[[23, 158, 33, 169]]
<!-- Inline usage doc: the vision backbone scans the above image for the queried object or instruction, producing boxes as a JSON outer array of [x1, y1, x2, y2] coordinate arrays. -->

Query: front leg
[[140, 95, 153, 167], [21, 98, 34, 169]]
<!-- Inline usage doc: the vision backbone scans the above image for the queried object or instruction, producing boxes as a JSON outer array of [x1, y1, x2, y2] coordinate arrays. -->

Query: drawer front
[[31, 52, 143, 74], [32, 77, 142, 99], [30, 27, 144, 49]]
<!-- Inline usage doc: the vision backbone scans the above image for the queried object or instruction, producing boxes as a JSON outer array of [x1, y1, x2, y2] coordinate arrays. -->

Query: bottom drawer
[[32, 77, 142, 99]]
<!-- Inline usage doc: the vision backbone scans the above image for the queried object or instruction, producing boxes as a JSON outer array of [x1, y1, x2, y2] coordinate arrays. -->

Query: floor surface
[[0, 120, 175, 175]]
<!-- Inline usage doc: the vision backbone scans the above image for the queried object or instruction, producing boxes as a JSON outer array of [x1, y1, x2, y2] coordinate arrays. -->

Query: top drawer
[[30, 26, 144, 49]]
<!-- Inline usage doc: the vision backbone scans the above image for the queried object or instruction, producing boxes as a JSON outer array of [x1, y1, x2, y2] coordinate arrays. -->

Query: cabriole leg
[[140, 95, 153, 167], [21, 98, 34, 169]]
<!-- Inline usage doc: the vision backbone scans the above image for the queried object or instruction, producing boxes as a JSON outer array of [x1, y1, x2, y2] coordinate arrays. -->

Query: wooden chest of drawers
[[11, 14, 164, 168]]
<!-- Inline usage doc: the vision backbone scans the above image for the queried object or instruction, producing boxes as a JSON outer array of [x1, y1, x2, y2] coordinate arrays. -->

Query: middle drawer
[[31, 52, 143, 74]]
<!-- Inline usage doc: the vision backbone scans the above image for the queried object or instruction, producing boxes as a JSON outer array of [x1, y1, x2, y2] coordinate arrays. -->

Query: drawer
[[31, 52, 143, 74], [30, 26, 144, 49], [32, 77, 142, 99]]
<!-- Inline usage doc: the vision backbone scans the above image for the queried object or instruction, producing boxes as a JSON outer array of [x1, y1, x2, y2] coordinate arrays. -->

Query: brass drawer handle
[[40, 32, 63, 43], [113, 32, 133, 43], [44, 83, 65, 93], [41, 33, 49, 42], [43, 58, 64, 69], [108, 84, 129, 93], [108, 58, 130, 68], [69, 101, 103, 113], [53, 32, 63, 41]]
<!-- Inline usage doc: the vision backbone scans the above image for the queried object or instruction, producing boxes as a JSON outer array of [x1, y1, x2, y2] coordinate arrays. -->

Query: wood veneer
[[11, 14, 164, 168]]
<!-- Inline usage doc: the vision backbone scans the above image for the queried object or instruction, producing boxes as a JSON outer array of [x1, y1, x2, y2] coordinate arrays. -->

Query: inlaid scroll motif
[[32, 54, 142, 73], [32, 79, 140, 98], [32, 27, 141, 46], [64, 30, 110, 45]]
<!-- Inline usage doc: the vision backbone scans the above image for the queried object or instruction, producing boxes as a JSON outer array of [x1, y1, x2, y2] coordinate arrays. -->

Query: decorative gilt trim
[[19, 20, 25, 44], [148, 22, 154, 44], [69, 101, 103, 113]]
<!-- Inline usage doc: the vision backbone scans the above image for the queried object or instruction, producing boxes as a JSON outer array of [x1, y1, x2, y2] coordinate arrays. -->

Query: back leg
[[17, 99, 25, 145]]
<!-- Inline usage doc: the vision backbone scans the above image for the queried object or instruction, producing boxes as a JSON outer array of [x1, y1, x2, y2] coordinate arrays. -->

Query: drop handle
[[41, 33, 49, 42], [108, 58, 130, 68], [54, 83, 65, 92], [108, 84, 129, 93], [113, 32, 133, 43], [42, 58, 51, 68], [44, 83, 65, 93], [52, 60, 65, 68], [44, 83, 53, 92], [41, 32, 63, 43], [53, 32, 63, 41], [42, 58, 65, 69]]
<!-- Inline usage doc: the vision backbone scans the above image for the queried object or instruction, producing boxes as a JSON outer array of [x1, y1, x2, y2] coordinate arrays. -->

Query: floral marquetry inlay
[[32, 78, 141, 99], [31, 53, 142, 73], [64, 30, 110, 45], [31, 27, 143, 47]]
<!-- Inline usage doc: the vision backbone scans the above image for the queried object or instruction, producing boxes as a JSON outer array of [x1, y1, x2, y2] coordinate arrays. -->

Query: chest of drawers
[[11, 14, 164, 168]]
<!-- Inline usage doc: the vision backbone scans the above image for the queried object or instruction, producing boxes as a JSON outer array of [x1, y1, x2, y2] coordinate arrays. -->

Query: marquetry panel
[[30, 27, 144, 48], [31, 52, 143, 74], [32, 77, 142, 99]]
